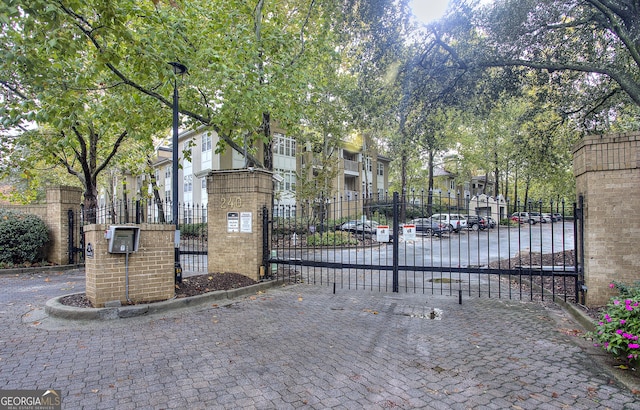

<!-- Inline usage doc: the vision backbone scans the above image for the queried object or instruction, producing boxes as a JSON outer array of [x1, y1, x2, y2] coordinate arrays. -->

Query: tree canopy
[[424, 0, 640, 131], [1, 0, 635, 208]]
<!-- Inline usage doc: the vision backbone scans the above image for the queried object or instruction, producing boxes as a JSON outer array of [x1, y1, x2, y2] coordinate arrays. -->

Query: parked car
[[404, 218, 448, 236], [464, 215, 487, 231], [529, 212, 544, 223], [352, 220, 379, 235], [337, 220, 379, 234], [510, 212, 538, 224], [552, 213, 563, 222], [541, 213, 553, 223], [485, 216, 497, 229], [337, 220, 360, 232], [430, 213, 468, 232]]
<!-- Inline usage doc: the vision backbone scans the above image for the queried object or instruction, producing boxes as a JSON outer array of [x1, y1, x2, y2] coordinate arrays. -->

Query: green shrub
[[588, 281, 640, 366], [500, 218, 518, 226], [306, 231, 358, 246], [180, 222, 208, 239], [0, 209, 49, 264], [272, 218, 308, 236]]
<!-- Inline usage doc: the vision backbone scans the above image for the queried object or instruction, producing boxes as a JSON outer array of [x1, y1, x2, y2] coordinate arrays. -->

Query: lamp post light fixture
[[169, 61, 187, 284]]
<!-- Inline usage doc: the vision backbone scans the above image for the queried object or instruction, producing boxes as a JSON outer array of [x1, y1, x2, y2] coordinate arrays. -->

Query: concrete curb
[[0, 264, 83, 276], [45, 279, 285, 321], [554, 297, 597, 332]]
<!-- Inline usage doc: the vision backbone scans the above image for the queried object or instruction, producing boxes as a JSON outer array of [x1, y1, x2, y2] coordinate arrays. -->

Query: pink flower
[[628, 343, 640, 349], [614, 300, 620, 305], [609, 283, 615, 289], [605, 314, 612, 322], [617, 329, 624, 335], [620, 319, 626, 324], [626, 305, 634, 311]]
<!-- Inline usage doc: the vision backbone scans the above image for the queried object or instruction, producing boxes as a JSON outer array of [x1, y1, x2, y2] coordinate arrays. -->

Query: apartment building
[[120, 127, 391, 220]]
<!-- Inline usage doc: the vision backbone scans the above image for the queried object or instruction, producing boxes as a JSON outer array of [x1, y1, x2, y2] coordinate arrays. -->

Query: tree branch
[[56, 2, 266, 168], [478, 58, 640, 107], [94, 130, 128, 179], [0, 80, 29, 100]]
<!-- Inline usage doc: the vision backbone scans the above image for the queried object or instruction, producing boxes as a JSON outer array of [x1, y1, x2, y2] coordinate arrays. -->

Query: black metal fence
[[68, 209, 85, 265], [268, 191, 583, 303], [71, 199, 209, 273]]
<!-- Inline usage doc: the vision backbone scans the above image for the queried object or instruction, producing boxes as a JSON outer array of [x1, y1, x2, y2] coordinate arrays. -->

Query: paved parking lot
[[1, 269, 639, 409]]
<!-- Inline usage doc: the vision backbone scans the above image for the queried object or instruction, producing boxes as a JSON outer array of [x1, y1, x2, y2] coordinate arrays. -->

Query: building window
[[274, 169, 296, 192], [377, 163, 384, 176], [184, 177, 193, 193], [202, 133, 212, 152], [363, 157, 372, 172], [182, 142, 193, 175], [165, 166, 171, 179], [273, 133, 296, 157]]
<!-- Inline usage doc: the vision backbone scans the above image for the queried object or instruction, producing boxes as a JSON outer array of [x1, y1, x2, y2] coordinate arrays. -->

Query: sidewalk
[[1, 269, 639, 409]]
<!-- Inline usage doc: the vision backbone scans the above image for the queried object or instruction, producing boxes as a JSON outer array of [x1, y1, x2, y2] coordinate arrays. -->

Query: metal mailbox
[[106, 226, 140, 254]]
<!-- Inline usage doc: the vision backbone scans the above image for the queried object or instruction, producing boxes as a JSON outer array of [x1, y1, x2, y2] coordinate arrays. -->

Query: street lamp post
[[169, 62, 187, 284]]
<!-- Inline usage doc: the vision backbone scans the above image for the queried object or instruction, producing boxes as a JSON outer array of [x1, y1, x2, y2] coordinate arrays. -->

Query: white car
[[430, 213, 468, 233], [511, 212, 538, 224], [541, 213, 553, 223]]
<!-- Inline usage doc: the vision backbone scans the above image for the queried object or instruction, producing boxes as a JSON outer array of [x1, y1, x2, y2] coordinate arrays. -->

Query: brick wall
[[1, 186, 82, 265], [573, 132, 640, 306], [207, 169, 273, 281], [84, 223, 175, 307]]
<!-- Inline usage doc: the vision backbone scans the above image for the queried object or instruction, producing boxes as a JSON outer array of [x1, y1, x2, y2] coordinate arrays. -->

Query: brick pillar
[[84, 223, 175, 307], [46, 186, 83, 265], [573, 132, 640, 307], [207, 169, 273, 281]]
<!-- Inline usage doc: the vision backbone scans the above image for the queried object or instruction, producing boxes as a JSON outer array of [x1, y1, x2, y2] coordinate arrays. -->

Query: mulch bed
[[58, 272, 258, 308]]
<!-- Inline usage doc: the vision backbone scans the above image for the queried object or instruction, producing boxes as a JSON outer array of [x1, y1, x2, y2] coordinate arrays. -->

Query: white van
[[430, 213, 468, 233]]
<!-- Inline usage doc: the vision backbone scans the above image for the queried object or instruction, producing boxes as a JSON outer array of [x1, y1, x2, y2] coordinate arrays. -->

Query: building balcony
[[343, 159, 359, 176]]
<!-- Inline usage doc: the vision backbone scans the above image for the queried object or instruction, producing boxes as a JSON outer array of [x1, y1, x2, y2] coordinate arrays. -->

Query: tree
[[2, 0, 347, 166], [1, 1, 176, 215], [1, 0, 357, 218], [427, 0, 640, 129]]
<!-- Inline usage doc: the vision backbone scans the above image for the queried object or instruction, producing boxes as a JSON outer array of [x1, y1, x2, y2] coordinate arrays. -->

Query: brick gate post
[[573, 132, 640, 307], [45, 186, 83, 265], [206, 169, 273, 281]]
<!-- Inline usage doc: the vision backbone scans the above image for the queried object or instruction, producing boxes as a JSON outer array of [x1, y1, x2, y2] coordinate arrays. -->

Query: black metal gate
[[68, 209, 85, 265], [267, 192, 583, 302]]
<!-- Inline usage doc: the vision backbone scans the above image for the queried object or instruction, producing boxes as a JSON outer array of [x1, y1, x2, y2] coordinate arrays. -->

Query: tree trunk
[[427, 149, 435, 216], [147, 158, 166, 223], [83, 187, 99, 224], [493, 151, 499, 197], [262, 112, 273, 170], [512, 167, 519, 213], [122, 178, 129, 223]]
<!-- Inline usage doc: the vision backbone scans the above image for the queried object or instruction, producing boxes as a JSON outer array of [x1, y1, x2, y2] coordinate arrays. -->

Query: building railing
[[343, 159, 359, 173]]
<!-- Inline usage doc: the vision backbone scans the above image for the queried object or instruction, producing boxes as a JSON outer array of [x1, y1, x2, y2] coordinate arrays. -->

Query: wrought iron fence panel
[[268, 191, 580, 302]]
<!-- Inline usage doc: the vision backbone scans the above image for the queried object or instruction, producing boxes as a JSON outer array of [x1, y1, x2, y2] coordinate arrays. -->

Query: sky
[[409, 0, 450, 24]]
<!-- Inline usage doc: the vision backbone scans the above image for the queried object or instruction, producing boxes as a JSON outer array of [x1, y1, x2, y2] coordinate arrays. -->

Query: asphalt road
[[279, 223, 575, 269]]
